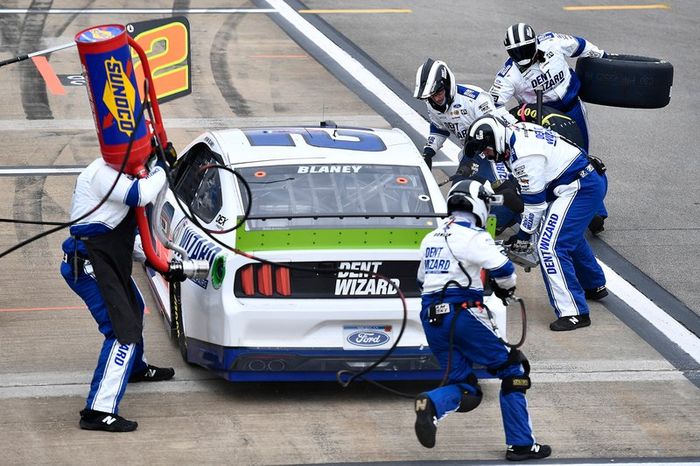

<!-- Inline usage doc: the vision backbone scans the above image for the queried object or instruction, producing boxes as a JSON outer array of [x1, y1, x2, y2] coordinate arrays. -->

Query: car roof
[[186, 126, 423, 167]]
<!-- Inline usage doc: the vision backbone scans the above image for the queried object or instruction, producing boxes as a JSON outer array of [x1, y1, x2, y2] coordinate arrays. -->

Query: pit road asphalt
[[0, 1, 698, 465]]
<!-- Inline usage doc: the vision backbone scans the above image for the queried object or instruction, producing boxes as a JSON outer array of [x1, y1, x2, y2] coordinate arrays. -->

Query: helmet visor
[[506, 41, 537, 66]]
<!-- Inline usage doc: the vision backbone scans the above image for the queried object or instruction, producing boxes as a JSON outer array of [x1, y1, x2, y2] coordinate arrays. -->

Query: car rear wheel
[[169, 280, 189, 361], [575, 54, 673, 108]]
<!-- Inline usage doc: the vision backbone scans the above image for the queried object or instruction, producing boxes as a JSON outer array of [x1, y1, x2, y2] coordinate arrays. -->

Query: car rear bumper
[[186, 337, 445, 382]]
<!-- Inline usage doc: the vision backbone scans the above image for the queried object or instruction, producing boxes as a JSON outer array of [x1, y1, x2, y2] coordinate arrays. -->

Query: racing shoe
[[129, 364, 175, 383], [549, 314, 591, 331], [588, 214, 605, 235], [79, 409, 137, 432], [414, 394, 438, 448], [506, 443, 552, 461], [585, 285, 609, 301]]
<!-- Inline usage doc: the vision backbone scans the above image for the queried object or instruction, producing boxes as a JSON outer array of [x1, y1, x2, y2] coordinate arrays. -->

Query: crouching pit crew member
[[413, 58, 513, 171], [60, 157, 174, 432], [414, 179, 551, 461], [466, 116, 608, 331]]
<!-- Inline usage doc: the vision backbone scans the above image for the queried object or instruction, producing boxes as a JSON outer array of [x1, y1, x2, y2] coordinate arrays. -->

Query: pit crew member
[[414, 179, 551, 461], [60, 157, 174, 432], [465, 116, 608, 331], [414, 58, 519, 232], [490, 23, 609, 233]]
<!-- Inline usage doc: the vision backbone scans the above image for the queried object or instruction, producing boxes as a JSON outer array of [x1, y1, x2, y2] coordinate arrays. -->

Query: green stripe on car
[[236, 228, 433, 251]]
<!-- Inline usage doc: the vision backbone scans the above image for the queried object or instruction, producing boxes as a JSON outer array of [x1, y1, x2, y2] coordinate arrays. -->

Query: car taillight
[[238, 264, 291, 297], [241, 266, 254, 295], [275, 266, 291, 296], [257, 264, 273, 296]]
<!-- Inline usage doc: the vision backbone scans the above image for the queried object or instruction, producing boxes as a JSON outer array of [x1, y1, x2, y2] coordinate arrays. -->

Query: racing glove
[[163, 142, 178, 168], [489, 278, 516, 305], [454, 156, 480, 180], [505, 231, 533, 254], [422, 147, 436, 170]]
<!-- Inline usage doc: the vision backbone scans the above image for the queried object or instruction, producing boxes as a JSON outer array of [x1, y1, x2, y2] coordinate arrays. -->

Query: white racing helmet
[[413, 58, 456, 112], [446, 179, 496, 227], [504, 23, 538, 67], [465, 116, 510, 162]]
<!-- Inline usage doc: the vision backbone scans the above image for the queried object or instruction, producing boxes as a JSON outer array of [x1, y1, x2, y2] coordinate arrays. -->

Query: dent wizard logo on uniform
[[102, 57, 137, 136], [346, 330, 391, 347], [539, 213, 560, 275]]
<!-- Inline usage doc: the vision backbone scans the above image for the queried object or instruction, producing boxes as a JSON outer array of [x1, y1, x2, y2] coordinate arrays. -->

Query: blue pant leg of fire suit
[[565, 99, 589, 153], [420, 303, 535, 446], [61, 261, 139, 414], [572, 237, 606, 291], [538, 172, 607, 317]]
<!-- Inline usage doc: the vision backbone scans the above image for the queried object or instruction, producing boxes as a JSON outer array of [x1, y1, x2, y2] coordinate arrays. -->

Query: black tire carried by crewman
[[575, 54, 674, 109]]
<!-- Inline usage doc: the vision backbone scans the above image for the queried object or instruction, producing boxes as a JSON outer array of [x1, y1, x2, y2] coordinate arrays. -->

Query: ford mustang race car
[[145, 123, 504, 382]]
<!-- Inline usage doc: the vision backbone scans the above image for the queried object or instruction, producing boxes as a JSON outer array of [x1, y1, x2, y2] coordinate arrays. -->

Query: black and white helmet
[[504, 23, 538, 67], [465, 116, 510, 162], [413, 58, 456, 112], [446, 180, 495, 227]]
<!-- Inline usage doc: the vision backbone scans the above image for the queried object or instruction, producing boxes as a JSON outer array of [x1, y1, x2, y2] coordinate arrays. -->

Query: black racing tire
[[169, 280, 189, 362], [575, 54, 673, 108], [509, 104, 585, 148]]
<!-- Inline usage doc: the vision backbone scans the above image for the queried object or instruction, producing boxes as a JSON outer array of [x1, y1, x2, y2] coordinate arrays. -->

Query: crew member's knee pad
[[456, 389, 483, 412], [456, 373, 482, 413], [501, 374, 531, 394], [490, 349, 532, 395]]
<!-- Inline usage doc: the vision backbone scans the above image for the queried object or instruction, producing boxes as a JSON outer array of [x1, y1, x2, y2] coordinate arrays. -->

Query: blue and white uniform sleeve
[[425, 124, 449, 153], [94, 165, 166, 207], [512, 155, 548, 235], [135, 166, 167, 206], [552, 32, 605, 59], [92, 164, 136, 205], [470, 232, 517, 289], [490, 60, 517, 109], [473, 90, 517, 124]]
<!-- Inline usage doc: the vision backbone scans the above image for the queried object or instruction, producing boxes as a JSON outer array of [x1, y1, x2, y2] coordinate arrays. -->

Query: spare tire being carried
[[575, 54, 673, 109]]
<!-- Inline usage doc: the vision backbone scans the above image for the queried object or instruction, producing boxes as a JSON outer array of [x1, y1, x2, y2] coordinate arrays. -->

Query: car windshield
[[236, 163, 437, 229]]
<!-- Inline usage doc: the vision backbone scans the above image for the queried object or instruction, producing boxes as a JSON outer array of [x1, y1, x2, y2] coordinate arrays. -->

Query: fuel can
[[75, 24, 151, 175]]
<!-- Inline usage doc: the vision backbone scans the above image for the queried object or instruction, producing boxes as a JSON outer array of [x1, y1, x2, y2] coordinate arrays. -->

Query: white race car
[[145, 123, 504, 382]]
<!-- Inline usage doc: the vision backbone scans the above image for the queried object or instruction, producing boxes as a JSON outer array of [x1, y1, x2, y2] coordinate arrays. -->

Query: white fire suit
[[424, 85, 505, 154], [423, 85, 516, 227], [506, 122, 606, 319], [489, 32, 605, 152]]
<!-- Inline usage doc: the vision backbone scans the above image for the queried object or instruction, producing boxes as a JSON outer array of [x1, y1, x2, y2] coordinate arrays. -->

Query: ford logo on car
[[346, 331, 390, 347]]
